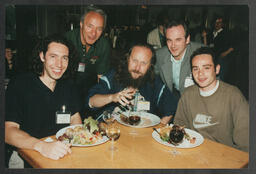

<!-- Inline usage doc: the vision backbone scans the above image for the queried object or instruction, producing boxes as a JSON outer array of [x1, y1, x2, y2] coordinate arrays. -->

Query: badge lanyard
[[134, 91, 150, 112]]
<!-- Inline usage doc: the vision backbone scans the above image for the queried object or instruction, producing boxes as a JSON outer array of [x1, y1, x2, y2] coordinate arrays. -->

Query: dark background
[[1, 1, 255, 174], [6, 5, 249, 39], [5, 5, 249, 99]]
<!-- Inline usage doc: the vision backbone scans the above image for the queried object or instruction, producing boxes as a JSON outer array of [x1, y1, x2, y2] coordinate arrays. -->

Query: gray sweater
[[174, 81, 249, 152]]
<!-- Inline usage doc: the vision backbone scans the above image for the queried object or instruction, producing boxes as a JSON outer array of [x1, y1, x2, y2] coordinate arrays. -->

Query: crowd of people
[[5, 5, 249, 168]]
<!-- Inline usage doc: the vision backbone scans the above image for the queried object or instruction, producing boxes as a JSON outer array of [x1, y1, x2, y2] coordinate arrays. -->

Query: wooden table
[[18, 123, 248, 169]]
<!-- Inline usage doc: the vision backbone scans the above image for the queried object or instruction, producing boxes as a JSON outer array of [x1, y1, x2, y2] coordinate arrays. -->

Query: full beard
[[121, 70, 149, 89]]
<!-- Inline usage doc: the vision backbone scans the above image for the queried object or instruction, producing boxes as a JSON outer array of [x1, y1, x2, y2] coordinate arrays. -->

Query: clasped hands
[[111, 88, 172, 125], [112, 87, 137, 106]]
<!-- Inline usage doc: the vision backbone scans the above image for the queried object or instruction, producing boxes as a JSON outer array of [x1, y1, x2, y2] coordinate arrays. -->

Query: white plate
[[152, 125, 204, 148], [56, 124, 109, 147], [116, 111, 160, 128]]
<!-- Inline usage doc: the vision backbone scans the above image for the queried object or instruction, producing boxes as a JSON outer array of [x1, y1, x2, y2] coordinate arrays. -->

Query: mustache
[[131, 70, 143, 75]]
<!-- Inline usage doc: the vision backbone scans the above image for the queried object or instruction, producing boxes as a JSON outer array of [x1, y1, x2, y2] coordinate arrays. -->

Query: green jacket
[[65, 28, 111, 96]]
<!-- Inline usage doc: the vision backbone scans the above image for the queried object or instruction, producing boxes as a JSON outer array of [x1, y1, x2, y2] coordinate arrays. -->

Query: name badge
[[184, 75, 194, 88], [56, 105, 71, 124], [78, 63, 85, 72], [137, 101, 150, 111], [56, 113, 71, 124]]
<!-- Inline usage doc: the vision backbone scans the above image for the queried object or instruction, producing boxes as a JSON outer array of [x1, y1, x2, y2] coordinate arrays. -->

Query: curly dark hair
[[114, 43, 156, 88], [31, 34, 78, 79]]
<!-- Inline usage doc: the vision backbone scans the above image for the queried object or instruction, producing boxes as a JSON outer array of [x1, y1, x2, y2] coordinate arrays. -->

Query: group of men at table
[[5, 5, 248, 168]]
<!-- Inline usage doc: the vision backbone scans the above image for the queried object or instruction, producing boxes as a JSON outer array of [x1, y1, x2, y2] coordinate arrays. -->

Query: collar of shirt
[[79, 31, 97, 56], [200, 80, 220, 97], [213, 28, 223, 38], [170, 48, 187, 90]]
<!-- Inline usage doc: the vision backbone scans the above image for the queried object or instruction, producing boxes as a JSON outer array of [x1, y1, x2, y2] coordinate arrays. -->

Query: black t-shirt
[[5, 73, 82, 138]]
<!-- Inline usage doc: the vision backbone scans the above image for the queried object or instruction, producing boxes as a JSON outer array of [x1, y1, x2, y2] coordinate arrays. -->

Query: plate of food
[[56, 117, 109, 147], [152, 124, 204, 148], [116, 111, 160, 128]]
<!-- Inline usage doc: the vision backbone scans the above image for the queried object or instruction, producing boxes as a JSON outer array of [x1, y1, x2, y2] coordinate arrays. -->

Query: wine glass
[[103, 110, 115, 124], [106, 123, 120, 151], [171, 142, 181, 156], [169, 125, 184, 156], [128, 111, 141, 135]]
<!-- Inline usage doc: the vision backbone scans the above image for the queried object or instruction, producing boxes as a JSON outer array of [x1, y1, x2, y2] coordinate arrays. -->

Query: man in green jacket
[[65, 6, 111, 117]]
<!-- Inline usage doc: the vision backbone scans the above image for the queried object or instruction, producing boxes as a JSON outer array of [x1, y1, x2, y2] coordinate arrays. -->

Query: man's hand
[[201, 30, 207, 38], [34, 141, 71, 160], [112, 88, 136, 106], [220, 47, 234, 58], [161, 115, 173, 125], [89, 88, 136, 108], [202, 30, 208, 45]]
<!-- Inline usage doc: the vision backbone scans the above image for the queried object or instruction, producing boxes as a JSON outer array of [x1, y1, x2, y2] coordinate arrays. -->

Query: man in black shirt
[[5, 35, 82, 165], [202, 16, 234, 82]]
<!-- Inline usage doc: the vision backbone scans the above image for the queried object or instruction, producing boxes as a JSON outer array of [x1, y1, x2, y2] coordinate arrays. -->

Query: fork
[[118, 105, 129, 112], [96, 111, 109, 121], [153, 128, 161, 136]]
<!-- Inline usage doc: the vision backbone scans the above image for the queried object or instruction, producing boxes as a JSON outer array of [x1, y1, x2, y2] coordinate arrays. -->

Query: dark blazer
[[207, 29, 233, 57]]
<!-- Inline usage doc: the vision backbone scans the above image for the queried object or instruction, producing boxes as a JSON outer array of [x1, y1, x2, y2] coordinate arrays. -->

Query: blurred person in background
[[202, 16, 234, 82], [5, 47, 14, 79], [5, 41, 18, 80], [147, 12, 169, 50]]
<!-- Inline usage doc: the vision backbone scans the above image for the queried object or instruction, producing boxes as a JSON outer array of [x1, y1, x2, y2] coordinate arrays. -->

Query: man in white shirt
[[147, 13, 168, 49]]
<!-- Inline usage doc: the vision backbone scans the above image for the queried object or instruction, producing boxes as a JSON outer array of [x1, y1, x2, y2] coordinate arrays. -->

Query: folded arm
[[5, 112, 81, 160], [161, 115, 173, 125], [5, 121, 71, 160]]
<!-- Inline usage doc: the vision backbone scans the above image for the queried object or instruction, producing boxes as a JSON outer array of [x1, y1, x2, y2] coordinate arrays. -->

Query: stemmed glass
[[106, 123, 120, 151], [169, 125, 184, 156], [171, 143, 181, 156], [128, 111, 141, 135], [102, 110, 115, 124]]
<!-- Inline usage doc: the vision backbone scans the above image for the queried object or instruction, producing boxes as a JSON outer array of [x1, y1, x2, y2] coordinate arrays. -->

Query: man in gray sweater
[[174, 47, 248, 152]]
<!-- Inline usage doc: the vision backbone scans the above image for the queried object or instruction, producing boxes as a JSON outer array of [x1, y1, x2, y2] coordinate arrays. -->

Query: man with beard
[[86, 44, 178, 124]]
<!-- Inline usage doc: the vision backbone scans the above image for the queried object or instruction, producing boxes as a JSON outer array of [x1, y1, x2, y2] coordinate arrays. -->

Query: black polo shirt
[[5, 73, 82, 138]]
